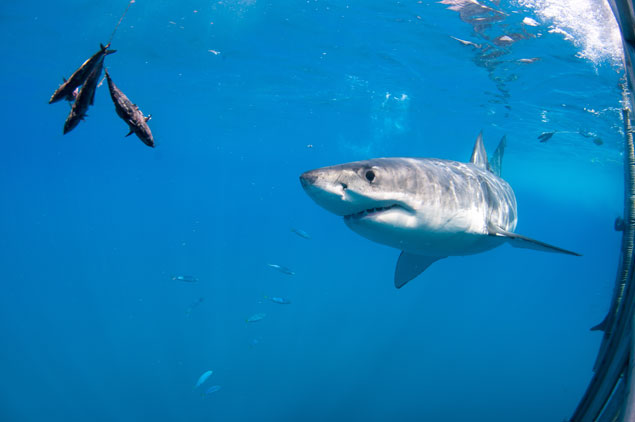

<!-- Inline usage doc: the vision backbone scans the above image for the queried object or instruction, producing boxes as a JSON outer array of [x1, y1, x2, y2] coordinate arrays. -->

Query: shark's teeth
[[344, 204, 399, 220]]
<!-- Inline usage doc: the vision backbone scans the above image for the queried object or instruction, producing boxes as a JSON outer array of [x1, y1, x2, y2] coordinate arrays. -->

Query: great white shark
[[299, 133, 580, 289]]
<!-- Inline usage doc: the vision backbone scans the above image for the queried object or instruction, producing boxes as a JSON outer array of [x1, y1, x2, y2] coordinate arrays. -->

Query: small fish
[[291, 228, 311, 239], [267, 264, 295, 275], [204, 385, 221, 395], [49, 43, 116, 104], [63, 56, 105, 134], [195, 370, 213, 388], [104, 69, 155, 147], [172, 275, 199, 282], [265, 296, 291, 305], [246, 313, 266, 323], [593, 137, 603, 146], [538, 131, 555, 143], [517, 58, 540, 64], [450, 36, 481, 48]]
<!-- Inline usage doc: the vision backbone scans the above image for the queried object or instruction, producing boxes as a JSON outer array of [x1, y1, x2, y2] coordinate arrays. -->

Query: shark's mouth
[[344, 204, 405, 220]]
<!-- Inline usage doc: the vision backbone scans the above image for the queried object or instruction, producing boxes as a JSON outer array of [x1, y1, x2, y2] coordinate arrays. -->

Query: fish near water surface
[[104, 69, 155, 147], [49, 43, 116, 104], [300, 133, 580, 289]]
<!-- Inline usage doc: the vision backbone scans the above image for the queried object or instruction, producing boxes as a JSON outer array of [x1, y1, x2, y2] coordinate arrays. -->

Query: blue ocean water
[[0, 0, 627, 421]]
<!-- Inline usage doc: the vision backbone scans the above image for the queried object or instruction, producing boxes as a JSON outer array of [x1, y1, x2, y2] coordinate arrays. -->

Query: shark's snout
[[299, 171, 317, 188]]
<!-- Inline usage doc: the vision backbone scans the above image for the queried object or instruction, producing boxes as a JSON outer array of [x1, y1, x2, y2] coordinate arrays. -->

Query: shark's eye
[[365, 170, 375, 182]]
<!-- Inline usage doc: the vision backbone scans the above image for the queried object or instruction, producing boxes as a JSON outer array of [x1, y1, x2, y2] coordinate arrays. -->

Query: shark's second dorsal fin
[[488, 135, 506, 177], [469, 132, 489, 170]]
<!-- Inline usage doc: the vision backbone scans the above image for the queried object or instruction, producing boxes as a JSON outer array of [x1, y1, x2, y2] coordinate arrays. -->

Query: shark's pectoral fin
[[394, 252, 446, 289], [125, 128, 134, 137], [487, 223, 581, 256]]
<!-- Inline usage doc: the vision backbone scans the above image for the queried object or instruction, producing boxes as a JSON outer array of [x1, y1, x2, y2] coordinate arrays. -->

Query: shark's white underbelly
[[346, 218, 506, 256]]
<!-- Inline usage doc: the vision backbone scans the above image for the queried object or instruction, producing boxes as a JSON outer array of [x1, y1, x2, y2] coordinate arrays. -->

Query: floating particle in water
[[267, 264, 295, 275], [172, 275, 199, 283], [195, 370, 213, 389], [246, 313, 267, 323], [291, 228, 311, 239]]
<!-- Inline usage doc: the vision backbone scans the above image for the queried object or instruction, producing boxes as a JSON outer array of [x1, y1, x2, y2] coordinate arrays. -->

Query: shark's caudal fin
[[487, 223, 581, 256], [394, 252, 445, 289]]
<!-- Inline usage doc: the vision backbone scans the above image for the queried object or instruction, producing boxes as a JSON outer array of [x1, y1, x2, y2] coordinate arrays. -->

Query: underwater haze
[[0, 0, 627, 421]]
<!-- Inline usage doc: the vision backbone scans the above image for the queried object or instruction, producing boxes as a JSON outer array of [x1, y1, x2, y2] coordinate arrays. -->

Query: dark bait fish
[[538, 131, 555, 142], [49, 44, 116, 104], [63, 56, 105, 134], [104, 69, 155, 147]]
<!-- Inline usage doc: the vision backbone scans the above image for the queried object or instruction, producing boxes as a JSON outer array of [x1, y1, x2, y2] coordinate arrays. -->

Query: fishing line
[[107, 0, 135, 45]]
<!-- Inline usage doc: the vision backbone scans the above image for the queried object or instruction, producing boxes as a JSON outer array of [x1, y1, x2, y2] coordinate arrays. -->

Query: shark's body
[[300, 134, 579, 288]]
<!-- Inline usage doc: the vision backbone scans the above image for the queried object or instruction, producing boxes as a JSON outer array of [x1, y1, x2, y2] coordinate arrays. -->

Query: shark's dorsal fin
[[487, 223, 581, 256], [469, 132, 489, 170], [394, 252, 445, 289], [488, 135, 506, 177]]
